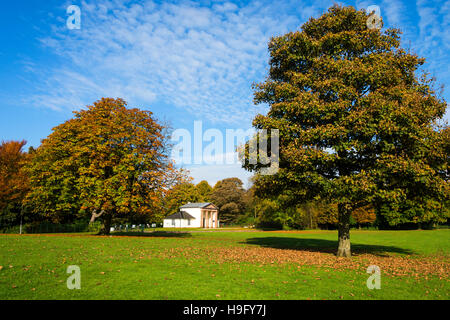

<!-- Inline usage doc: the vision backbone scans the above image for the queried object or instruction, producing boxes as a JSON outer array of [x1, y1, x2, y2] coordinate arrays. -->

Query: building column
[[201, 210, 204, 228], [210, 211, 213, 228], [215, 211, 218, 228], [208, 211, 212, 228]]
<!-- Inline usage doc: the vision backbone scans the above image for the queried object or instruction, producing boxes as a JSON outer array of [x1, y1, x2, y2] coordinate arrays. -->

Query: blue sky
[[1, 0, 449, 188]]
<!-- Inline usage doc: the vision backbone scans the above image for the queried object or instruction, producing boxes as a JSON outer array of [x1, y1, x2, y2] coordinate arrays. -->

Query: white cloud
[[19, 0, 449, 134], [381, 0, 404, 27], [24, 0, 332, 124], [415, 0, 450, 121]]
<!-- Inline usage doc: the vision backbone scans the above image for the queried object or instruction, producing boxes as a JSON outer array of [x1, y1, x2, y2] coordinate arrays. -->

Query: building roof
[[179, 202, 217, 209], [164, 211, 195, 220]]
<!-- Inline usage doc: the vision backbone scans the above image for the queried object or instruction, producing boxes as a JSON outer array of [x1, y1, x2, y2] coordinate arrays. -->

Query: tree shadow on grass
[[111, 231, 192, 238], [243, 237, 414, 257]]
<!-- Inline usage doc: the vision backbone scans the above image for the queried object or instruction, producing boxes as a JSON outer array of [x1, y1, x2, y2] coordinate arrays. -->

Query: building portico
[[163, 202, 219, 228]]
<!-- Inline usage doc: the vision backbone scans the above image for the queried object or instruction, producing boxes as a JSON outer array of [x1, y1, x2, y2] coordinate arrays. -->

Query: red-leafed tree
[[0, 140, 30, 230]]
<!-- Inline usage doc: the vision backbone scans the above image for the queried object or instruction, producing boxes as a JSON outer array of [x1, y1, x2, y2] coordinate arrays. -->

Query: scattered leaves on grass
[[152, 246, 449, 279]]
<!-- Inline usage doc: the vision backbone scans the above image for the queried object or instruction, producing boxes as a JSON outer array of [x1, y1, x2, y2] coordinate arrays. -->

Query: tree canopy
[[0, 140, 30, 230], [210, 177, 245, 224], [244, 5, 449, 256], [163, 182, 198, 216], [196, 180, 213, 202], [26, 98, 183, 234]]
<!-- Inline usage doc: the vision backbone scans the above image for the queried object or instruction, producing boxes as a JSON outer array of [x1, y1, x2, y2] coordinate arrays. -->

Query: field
[[0, 229, 449, 300]]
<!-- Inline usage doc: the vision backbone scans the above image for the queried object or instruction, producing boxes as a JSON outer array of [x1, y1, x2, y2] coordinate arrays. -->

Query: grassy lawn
[[0, 229, 449, 300]]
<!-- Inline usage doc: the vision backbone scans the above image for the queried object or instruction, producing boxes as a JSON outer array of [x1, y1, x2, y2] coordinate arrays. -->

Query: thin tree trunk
[[90, 209, 105, 223], [337, 203, 351, 257], [99, 214, 112, 235]]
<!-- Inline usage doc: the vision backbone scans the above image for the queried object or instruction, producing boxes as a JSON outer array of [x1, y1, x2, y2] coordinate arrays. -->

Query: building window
[[172, 219, 175, 226], [188, 219, 191, 226]]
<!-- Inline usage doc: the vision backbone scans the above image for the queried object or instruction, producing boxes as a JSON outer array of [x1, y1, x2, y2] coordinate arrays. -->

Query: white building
[[163, 203, 219, 228]]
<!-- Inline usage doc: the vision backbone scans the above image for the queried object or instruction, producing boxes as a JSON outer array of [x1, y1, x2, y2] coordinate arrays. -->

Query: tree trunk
[[98, 214, 112, 235], [90, 209, 105, 223], [337, 203, 351, 257]]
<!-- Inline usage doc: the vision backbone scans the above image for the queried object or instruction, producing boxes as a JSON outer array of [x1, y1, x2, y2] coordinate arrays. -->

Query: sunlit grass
[[0, 229, 448, 299]]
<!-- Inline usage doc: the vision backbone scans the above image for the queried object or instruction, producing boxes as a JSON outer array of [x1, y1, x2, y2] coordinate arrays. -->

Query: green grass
[[0, 229, 449, 299]]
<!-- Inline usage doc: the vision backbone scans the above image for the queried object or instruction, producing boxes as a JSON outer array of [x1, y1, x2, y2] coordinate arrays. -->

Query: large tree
[[163, 181, 198, 216], [196, 180, 213, 202], [244, 6, 449, 256], [210, 177, 246, 224], [26, 98, 182, 234]]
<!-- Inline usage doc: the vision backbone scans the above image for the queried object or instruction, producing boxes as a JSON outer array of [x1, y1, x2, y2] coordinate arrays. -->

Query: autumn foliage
[[210, 178, 246, 224], [0, 140, 30, 229], [25, 98, 184, 234], [245, 6, 449, 256], [351, 205, 376, 227]]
